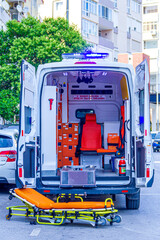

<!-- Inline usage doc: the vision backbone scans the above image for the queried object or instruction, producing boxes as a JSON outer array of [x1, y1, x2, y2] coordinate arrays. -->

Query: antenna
[[16, 5, 22, 13]]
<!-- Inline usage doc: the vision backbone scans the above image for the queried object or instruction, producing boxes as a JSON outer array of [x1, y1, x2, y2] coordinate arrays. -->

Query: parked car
[[0, 129, 18, 184], [151, 131, 158, 143], [152, 132, 160, 152]]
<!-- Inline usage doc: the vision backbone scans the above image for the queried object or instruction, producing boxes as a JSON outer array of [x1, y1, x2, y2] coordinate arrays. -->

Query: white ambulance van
[[16, 52, 154, 209]]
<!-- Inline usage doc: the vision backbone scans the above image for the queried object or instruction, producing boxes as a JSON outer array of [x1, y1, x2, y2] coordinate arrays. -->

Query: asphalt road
[[0, 153, 160, 240]]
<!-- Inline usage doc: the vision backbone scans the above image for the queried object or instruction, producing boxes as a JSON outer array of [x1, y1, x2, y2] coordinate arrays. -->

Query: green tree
[[0, 17, 88, 122]]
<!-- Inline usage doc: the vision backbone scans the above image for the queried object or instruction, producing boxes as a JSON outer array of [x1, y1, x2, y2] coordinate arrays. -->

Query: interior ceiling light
[[63, 72, 68, 76], [77, 71, 94, 84], [102, 72, 107, 76]]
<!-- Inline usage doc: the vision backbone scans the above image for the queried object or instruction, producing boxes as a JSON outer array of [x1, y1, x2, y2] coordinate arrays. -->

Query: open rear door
[[135, 59, 154, 187], [16, 60, 37, 188]]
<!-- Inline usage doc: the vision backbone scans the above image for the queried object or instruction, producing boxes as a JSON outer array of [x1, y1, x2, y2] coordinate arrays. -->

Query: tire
[[126, 190, 140, 209]]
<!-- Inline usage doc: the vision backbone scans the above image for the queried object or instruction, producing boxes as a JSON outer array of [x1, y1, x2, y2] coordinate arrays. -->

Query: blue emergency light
[[62, 51, 109, 60]]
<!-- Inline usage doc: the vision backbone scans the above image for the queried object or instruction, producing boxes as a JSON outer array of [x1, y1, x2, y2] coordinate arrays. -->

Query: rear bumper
[[0, 168, 15, 184], [36, 177, 138, 195], [37, 186, 139, 195], [0, 177, 8, 184]]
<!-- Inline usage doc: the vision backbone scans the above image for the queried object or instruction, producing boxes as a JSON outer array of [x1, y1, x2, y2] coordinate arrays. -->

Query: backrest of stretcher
[[15, 188, 55, 209], [14, 188, 112, 210]]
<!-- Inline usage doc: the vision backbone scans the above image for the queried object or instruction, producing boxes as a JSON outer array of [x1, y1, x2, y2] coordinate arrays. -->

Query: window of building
[[127, 0, 131, 14], [114, 0, 117, 8], [143, 22, 157, 32], [82, 0, 98, 17], [132, 20, 141, 33], [113, 11, 118, 28], [131, 0, 141, 14], [144, 40, 158, 49], [127, 17, 132, 33], [56, 2, 63, 11], [143, 5, 158, 14], [99, 5, 112, 21], [82, 19, 98, 37]]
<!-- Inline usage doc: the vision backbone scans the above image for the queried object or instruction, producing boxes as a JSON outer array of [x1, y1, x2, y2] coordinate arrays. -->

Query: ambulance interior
[[41, 70, 131, 185]]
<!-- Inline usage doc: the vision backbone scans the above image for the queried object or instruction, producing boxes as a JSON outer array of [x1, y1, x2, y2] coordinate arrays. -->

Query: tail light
[[146, 168, 150, 178], [0, 150, 17, 162]]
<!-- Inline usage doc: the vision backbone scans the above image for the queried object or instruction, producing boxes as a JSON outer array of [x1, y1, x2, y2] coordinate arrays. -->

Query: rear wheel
[[126, 190, 140, 209]]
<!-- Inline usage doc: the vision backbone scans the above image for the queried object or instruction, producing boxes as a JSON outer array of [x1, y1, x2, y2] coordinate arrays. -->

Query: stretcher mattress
[[15, 188, 113, 210]]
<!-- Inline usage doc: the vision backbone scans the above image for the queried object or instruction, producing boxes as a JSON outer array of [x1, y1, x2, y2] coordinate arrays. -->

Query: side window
[[139, 90, 144, 133], [25, 106, 32, 134]]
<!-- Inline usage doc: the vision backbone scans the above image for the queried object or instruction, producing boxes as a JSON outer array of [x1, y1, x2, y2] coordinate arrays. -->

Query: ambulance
[[16, 52, 154, 209]]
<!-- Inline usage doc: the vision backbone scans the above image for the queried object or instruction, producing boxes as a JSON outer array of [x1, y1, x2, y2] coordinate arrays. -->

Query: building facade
[[38, 0, 142, 61], [0, 0, 143, 62], [0, 0, 44, 31], [142, 0, 160, 131]]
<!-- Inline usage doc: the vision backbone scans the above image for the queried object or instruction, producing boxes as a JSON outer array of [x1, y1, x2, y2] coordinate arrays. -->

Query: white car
[[0, 129, 18, 184]]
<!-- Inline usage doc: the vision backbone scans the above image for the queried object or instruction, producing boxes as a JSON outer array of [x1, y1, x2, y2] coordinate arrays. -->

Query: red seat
[[81, 114, 102, 151]]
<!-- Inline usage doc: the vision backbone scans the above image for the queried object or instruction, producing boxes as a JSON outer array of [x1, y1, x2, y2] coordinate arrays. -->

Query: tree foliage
[[0, 17, 88, 122]]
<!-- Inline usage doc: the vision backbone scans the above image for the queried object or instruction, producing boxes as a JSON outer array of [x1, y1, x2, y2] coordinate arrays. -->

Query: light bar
[[62, 52, 109, 60]]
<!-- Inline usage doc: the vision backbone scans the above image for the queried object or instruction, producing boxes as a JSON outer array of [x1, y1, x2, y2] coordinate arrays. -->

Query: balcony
[[82, 13, 99, 24], [0, 7, 11, 25], [83, 34, 99, 45], [99, 17, 113, 31], [143, 13, 158, 22], [131, 30, 142, 42], [99, 0, 114, 9], [7, 0, 24, 2], [99, 36, 114, 49]]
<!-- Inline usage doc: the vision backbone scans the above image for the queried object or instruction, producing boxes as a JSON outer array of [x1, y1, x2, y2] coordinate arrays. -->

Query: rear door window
[[0, 135, 13, 148]]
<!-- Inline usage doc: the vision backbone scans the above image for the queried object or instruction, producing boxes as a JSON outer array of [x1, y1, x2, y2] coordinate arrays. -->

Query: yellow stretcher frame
[[6, 189, 121, 227]]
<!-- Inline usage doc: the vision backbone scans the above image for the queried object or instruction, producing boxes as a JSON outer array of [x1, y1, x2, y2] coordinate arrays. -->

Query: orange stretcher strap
[[14, 188, 113, 210]]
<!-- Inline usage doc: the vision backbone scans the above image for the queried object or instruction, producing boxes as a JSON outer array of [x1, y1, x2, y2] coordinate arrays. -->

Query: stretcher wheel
[[114, 215, 122, 223], [106, 215, 113, 225], [9, 195, 13, 200], [54, 218, 64, 224], [6, 214, 11, 220], [99, 217, 107, 226], [30, 221, 36, 225]]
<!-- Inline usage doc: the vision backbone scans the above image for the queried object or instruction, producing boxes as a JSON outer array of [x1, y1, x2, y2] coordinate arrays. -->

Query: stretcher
[[6, 188, 121, 227]]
